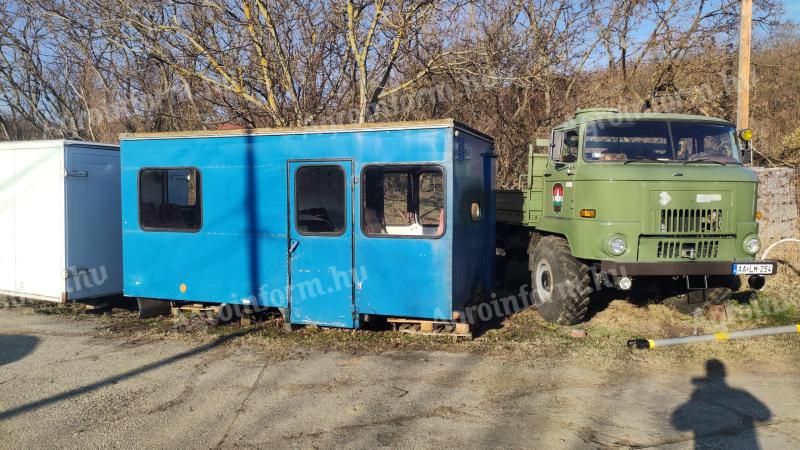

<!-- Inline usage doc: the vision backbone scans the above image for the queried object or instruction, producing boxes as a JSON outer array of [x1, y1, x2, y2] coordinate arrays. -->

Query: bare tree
[[0, 0, 794, 174]]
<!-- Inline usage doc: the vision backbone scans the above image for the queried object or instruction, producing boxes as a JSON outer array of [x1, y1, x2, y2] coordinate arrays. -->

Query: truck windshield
[[584, 120, 741, 164]]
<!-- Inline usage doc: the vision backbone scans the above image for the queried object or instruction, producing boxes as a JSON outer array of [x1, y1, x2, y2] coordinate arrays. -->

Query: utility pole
[[737, 0, 753, 164], [737, 0, 753, 133]]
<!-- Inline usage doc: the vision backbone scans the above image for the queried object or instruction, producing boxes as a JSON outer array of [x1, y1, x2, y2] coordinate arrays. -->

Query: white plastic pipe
[[760, 238, 800, 260]]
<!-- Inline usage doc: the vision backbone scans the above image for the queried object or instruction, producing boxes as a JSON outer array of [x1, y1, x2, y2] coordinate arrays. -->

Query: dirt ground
[[1, 294, 799, 450]]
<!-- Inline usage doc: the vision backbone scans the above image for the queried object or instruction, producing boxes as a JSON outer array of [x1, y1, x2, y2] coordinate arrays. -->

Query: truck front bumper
[[600, 260, 778, 277]]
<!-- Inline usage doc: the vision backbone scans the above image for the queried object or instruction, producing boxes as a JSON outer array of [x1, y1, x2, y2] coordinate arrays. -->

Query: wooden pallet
[[387, 318, 472, 339], [171, 303, 221, 317]]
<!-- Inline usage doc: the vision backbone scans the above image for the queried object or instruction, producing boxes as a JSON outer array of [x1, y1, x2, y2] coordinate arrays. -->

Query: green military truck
[[497, 108, 777, 324]]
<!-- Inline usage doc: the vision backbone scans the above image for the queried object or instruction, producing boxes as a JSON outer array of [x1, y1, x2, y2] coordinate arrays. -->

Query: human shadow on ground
[[672, 359, 772, 450]]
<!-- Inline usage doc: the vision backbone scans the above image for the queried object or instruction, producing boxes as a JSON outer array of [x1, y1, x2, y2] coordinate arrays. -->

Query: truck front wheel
[[530, 236, 592, 325]]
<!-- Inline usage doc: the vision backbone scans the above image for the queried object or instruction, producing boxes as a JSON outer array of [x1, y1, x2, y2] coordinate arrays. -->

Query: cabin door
[[287, 160, 355, 328]]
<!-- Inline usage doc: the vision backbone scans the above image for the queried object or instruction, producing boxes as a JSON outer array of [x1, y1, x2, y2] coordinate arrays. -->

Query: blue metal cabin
[[120, 120, 495, 328]]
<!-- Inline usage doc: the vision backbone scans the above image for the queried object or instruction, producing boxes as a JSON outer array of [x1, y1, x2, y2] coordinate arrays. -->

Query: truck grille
[[656, 240, 720, 260], [659, 209, 723, 234]]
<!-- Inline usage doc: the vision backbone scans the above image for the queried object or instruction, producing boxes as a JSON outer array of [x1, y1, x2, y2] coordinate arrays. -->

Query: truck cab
[[497, 109, 776, 324]]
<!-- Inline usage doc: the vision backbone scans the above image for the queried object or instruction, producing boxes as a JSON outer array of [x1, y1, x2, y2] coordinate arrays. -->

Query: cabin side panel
[[122, 135, 289, 306], [8, 144, 65, 300], [352, 128, 453, 320], [121, 127, 452, 313], [0, 148, 15, 294], [451, 130, 496, 314], [64, 145, 123, 299]]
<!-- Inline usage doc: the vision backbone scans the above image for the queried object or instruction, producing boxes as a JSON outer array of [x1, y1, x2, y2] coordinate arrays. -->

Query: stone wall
[[754, 167, 800, 281]]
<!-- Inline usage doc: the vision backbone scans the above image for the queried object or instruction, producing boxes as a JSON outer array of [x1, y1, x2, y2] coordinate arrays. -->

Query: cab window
[[552, 130, 579, 163]]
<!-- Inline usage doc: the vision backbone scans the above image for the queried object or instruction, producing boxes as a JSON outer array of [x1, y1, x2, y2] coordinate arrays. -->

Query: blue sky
[[780, 0, 800, 22]]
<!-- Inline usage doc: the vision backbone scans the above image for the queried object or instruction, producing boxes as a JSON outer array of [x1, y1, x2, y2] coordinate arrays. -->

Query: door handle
[[65, 170, 88, 178], [289, 240, 300, 254], [543, 173, 553, 177]]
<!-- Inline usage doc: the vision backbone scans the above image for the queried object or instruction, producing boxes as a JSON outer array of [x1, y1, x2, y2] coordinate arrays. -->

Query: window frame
[[293, 164, 348, 237], [360, 163, 447, 240], [138, 166, 203, 233], [470, 201, 482, 222], [551, 129, 579, 163], [416, 170, 446, 227], [581, 119, 743, 164]]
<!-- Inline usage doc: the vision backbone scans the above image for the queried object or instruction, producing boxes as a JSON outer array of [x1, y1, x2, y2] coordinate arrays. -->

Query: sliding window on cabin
[[361, 165, 444, 238]]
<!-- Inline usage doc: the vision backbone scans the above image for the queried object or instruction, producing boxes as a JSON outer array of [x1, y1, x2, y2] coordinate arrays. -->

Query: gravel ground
[[0, 308, 799, 449]]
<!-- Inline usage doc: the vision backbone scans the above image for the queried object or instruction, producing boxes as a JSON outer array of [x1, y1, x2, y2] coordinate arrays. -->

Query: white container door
[[0, 150, 15, 292], [13, 145, 65, 299], [65, 148, 122, 299]]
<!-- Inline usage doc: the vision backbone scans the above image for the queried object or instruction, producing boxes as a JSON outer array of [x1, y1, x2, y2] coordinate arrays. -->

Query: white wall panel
[[13, 145, 65, 299], [0, 149, 15, 292]]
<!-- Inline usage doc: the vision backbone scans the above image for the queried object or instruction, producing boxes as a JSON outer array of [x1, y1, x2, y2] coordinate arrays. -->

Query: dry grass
[[6, 284, 799, 372]]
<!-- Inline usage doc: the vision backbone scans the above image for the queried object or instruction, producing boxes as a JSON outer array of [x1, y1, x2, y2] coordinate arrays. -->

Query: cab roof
[[554, 108, 734, 130]]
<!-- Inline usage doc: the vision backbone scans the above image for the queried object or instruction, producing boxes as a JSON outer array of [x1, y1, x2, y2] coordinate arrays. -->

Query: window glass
[[551, 131, 564, 160], [584, 120, 741, 163], [362, 165, 444, 238], [671, 122, 740, 162], [383, 172, 410, 226], [295, 166, 346, 235], [584, 121, 671, 161], [419, 172, 444, 225], [139, 168, 202, 231], [553, 130, 579, 162]]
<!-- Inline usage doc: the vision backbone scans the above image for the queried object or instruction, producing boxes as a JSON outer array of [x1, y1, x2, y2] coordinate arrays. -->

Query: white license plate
[[732, 263, 775, 275]]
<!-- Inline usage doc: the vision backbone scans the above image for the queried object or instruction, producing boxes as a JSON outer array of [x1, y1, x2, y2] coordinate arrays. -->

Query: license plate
[[732, 263, 776, 275]]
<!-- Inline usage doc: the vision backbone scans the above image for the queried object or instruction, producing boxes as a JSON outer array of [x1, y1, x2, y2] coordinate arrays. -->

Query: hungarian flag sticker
[[553, 183, 564, 214]]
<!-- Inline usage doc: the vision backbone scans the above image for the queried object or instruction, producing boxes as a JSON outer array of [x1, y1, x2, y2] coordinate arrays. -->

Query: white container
[[0, 140, 122, 302]]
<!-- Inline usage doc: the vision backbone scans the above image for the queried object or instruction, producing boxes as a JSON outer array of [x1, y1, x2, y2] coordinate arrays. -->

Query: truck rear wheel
[[529, 236, 592, 325]]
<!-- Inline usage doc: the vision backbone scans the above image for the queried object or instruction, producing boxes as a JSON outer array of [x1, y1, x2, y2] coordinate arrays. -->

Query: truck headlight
[[744, 236, 761, 255], [607, 236, 627, 256]]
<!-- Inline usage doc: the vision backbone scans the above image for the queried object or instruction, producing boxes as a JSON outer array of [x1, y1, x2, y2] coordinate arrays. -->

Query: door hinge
[[65, 170, 89, 178]]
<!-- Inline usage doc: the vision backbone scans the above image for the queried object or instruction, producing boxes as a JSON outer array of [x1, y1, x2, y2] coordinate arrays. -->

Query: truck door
[[544, 129, 577, 218], [288, 160, 355, 328]]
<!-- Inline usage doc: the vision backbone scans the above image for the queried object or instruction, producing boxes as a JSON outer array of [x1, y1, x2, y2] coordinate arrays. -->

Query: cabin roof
[[121, 119, 493, 143]]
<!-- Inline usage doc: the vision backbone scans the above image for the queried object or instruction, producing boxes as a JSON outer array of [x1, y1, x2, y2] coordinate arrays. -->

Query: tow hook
[[748, 275, 766, 290]]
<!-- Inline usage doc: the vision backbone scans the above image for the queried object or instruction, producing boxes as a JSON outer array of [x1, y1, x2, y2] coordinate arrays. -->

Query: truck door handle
[[543, 173, 552, 177], [289, 240, 300, 254]]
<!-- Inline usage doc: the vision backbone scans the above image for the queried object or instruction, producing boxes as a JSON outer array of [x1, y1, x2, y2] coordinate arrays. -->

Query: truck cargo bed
[[497, 189, 525, 225]]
